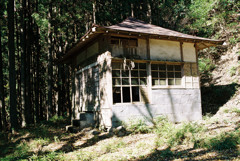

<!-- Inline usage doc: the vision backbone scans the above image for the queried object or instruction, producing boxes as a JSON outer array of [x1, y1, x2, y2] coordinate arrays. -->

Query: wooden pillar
[[97, 51, 113, 128], [180, 42, 184, 61], [146, 37, 152, 103], [146, 37, 150, 59], [71, 63, 76, 120]]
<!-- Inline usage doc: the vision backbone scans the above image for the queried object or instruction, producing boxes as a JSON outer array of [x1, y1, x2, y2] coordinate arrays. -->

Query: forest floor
[[0, 100, 239, 161]]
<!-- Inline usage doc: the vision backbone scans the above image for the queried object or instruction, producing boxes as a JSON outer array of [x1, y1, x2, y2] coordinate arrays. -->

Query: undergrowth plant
[[196, 131, 240, 150], [101, 138, 126, 154], [154, 118, 206, 148], [229, 66, 237, 76], [198, 58, 215, 76], [76, 150, 95, 161], [127, 118, 152, 134]]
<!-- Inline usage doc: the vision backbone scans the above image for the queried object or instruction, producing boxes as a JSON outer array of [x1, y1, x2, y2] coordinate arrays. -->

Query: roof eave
[[57, 25, 224, 64]]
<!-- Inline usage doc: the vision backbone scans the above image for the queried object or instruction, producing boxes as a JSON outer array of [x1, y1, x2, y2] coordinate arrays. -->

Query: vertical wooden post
[[180, 42, 185, 88], [180, 42, 183, 61], [195, 43, 201, 88], [146, 37, 152, 103], [98, 51, 112, 128], [71, 64, 76, 121], [146, 37, 150, 60]]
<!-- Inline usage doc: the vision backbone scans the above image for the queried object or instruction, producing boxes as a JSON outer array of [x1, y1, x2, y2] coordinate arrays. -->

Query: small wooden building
[[60, 18, 223, 128]]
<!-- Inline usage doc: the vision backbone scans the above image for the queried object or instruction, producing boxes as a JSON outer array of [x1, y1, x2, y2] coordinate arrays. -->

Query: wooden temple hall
[[59, 18, 223, 128]]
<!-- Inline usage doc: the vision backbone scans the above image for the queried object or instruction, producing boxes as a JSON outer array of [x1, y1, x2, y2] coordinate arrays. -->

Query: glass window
[[113, 87, 121, 103], [123, 87, 131, 102], [132, 87, 140, 102], [151, 64, 182, 86], [112, 62, 147, 103]]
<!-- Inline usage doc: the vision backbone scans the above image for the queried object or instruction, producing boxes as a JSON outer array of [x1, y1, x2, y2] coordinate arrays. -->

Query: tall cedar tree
[[8, 0, 18, 130], [21, 0, 27, 127], [0, 27, 3, 130]]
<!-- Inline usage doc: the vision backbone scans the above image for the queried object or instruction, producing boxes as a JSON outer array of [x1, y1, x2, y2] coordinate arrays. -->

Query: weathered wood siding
[[76, 42, 99, 65], [76, 65, 99, 112]]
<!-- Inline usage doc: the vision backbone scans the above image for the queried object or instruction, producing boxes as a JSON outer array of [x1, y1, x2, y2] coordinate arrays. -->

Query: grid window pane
[[152, 71, 158, 78], [167, 65, 174, 71], [167, 72, 174, 78], [168, 79, 174, 85], [152, 79, 159, 85], [159, 72, 166, 78], [175, 72, 182, 78], [175, 65, 181, 71], [122, 78, 129, 85], [132, 87, 140, 102], [151, 64, 182, 86], [151, 64, 158, 70], [113, 87, 121, 103], [112, 70, 120, 77], [131, 78, 139, 85], [139, 63, 146, 69], [140, 78, 147, 85], [113, 78, 121, 85], [131, 70, 138, 77], [112, 62, 146, 104], [160, 79, 166, 85], [159, 64, 166, 71], [176, 78, 182, 85], [140, 71, 147, 77], [122, 70, 129, 77], [123, 87, 130, 102]]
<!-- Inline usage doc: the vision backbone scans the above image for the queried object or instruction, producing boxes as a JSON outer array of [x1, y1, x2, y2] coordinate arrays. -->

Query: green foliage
[[159, 148, 173, 158], [231, 108, 240, 115], [31, 13, 49, 35], [1, 142, 30, 161], [30, 151, 65, 161], [31, 125, 50, 138], [153, 116, 208, 148], [198, 58, 215, 76], [229, 36, 239, 45], [29, 138, 50, 150], [224, 107, 240, 115], [155, 121, 206, 147], [101, 138, 126, 153], [197, 131, 240, 150], [187, 0, 216, 36], [126, 119, 152, 134], [76, 151, 95, 161], [49, 115, 66, 124], [229, 66, 237, 76]]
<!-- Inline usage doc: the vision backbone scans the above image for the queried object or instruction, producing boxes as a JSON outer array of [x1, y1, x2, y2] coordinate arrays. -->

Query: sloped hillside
[[199, 9, 240, 115]]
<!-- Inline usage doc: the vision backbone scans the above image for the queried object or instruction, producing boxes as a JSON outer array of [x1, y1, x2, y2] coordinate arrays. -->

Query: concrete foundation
[[112, 88, 202, 126]]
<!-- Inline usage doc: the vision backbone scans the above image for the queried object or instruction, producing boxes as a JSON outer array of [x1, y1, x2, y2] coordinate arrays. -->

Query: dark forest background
[[0, 0, 239, 131]]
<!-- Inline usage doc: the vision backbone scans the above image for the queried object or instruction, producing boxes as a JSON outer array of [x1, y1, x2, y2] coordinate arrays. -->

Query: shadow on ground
[[137, 147, 239, 160], [201, 83, 239, 115]]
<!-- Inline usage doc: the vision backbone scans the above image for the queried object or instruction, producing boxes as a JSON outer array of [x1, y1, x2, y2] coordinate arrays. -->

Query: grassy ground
[[0, 107, 240, 161]]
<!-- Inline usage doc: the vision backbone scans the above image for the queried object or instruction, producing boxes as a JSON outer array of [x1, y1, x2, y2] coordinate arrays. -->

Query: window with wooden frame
[[110, 36, 139, 59], [112, 62, 147, 104], [110, 36, 138, 47], [151, 64, 182, 86]]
